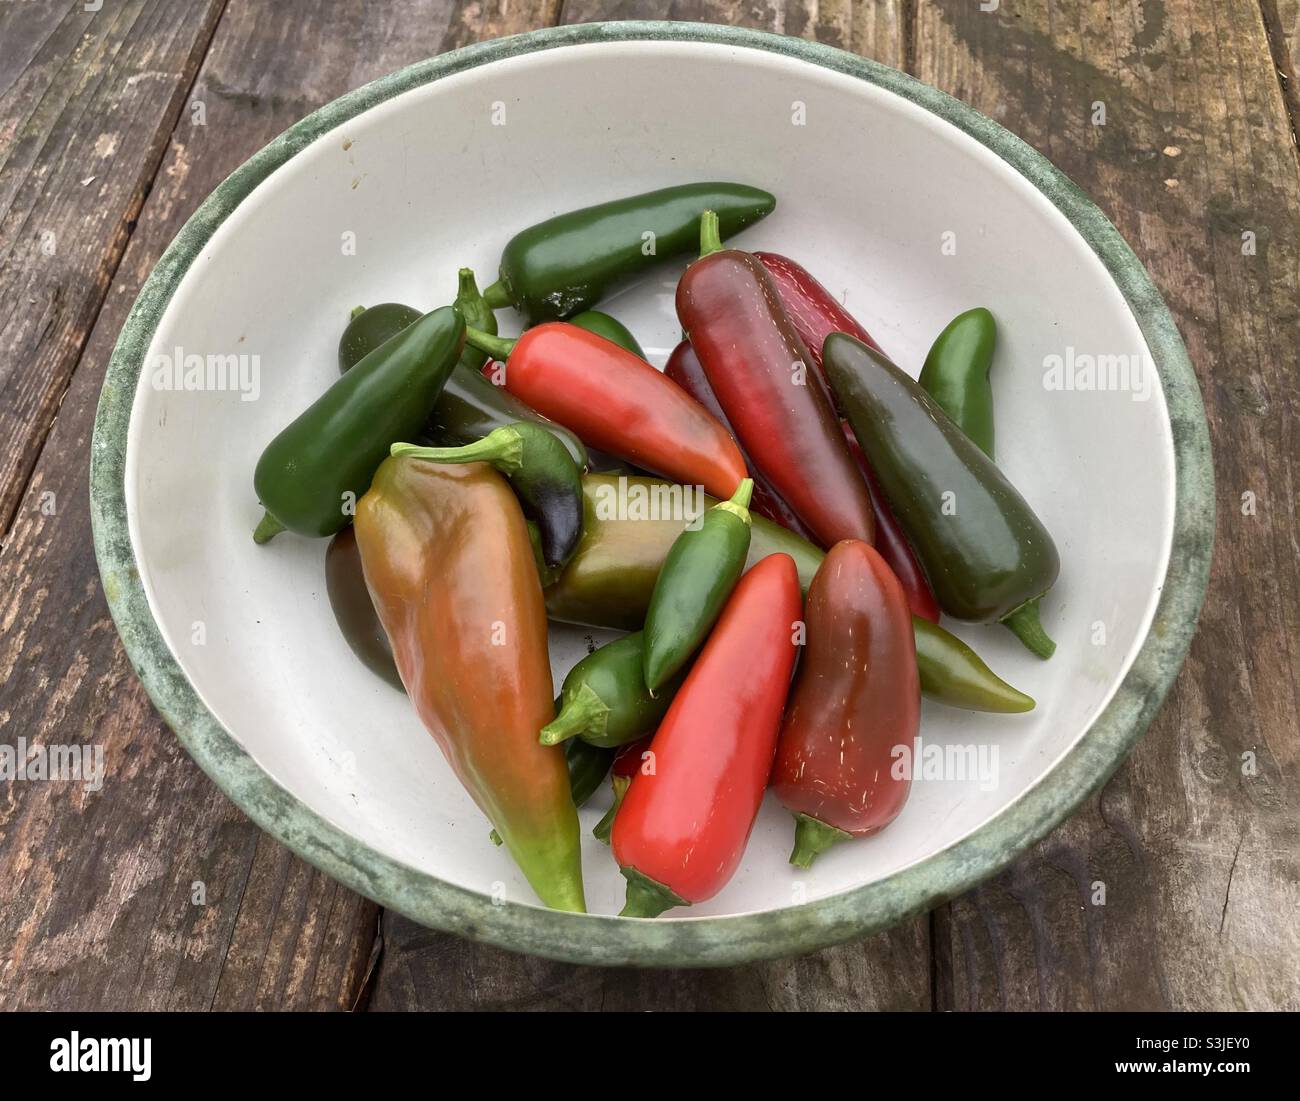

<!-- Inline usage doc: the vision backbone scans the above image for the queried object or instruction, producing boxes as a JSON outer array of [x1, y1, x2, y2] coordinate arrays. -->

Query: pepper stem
[[252, 511, 286, 544], [592, 773, 630, 843], [789, 813, 852, 869], [349, 304, 366, 320], [456, 267, 480, 300], [481, 280, 511, 310], [464, 325, 515, 361], [538, 682, 609, 746], [698, 209, 723, 257], [1001, 598, 1056, 660], [390, 428, 524, 474], [619, 866, 688, 919], [715, 477, 754, 523]]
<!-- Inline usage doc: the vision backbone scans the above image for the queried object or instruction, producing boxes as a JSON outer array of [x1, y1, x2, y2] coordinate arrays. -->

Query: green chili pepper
[[539, 632, 682, 748], [564, 736, 615, 807], [546, 473, 1034, 712], [482, 182, 777, 325], [253, 306, 465, 542], [568, 310, 646, 359], [392, 423, 582, 567], [592, 774, 631, 844], [324, 527, 403, 691], [338, 302, 420, 373], [918, 308, 997, 458], [824, 333, 1059, 659], [642, 478, 754, 693], [918, 308, 1051, 657]]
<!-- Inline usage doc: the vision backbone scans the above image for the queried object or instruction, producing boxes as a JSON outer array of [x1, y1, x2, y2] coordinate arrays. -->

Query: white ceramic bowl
[[92, 23, 1212, 966]]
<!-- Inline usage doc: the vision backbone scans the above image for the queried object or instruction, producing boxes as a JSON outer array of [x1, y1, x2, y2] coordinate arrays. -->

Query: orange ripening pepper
[[354, 456, 585, 912]]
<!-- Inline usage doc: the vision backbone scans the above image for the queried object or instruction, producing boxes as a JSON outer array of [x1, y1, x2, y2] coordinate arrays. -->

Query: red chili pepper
[[677, 214, 875, 548], [755, 251, 884, 371], [771, 539, 920, 869], [664, 341, 816, 541], [613, 735, 654, 778], [466, 323, 747, 499], [842, 422, 941, 622], [612, 553, 802, 917]]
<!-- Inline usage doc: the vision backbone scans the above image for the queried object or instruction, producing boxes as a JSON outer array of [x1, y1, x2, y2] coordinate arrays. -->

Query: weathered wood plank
[[0, 0, 553, 1012], [0, 0, 228, 533], [916, 0, 1300, 1011], [560, 0, 908, 68], [1265, 0, 1300, 142]]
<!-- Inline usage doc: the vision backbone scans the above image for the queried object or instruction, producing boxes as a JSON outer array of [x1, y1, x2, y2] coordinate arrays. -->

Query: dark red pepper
[[677, 214, 875, 548], [842, 423, 941, 623], [755, 251, 884, 370], [664, 341, 815, 541]]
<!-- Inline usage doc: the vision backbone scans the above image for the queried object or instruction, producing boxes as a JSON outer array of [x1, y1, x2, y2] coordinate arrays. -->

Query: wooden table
[[1, 0, 1295, 1011]]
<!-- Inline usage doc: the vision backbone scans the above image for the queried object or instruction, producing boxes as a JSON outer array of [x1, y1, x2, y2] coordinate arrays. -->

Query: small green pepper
[[642, 478, 754, 694], [564, 736, 615, 808], [918, 308, 997, 458], [338, 303, 420, 373], [391, 422, 583, 567], [253, 306, 465, 542], [825, 333, 1059, 658], [539, 632, 682, 749], [568, 310, 646, 359], [482, 182, 777, 325]]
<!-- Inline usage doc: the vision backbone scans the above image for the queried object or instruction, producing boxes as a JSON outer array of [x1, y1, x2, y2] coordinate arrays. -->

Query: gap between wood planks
[[0, 0, 234, 552], [1258, 0, 1300, 162]]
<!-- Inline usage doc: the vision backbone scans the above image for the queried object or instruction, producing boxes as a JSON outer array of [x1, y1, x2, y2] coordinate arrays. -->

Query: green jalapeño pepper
[[642, 478, 754, 694], [355, 457, 585, 912], [253, 306, 465, 542], [540, 632, 683, 749], [824, 333, 1059, 658], [546, 474, 1034, 713], [338, 303, 420, 373], [918, 307, 997, 458], [568, 310, 647, 359], [392, 422, 584, 567], [482, 182, 777, 325], [565, 737, 615, 808]]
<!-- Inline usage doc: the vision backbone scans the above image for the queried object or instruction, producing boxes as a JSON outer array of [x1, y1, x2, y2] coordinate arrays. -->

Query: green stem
[[481, 280, 511, 310], [698, 209, 723, 257], [716, 477, 754, 523], [1001, 598, 1056, 660], [789, 813, 852, 869], [464, 325, 515, 361], [390, 428, 523, 474], [252, 511, 286, 544], [538, 682, 610, 746], [619, 866, 688, 919], [592, 774, 630, 844], [456, 267, 480, 300], [349, 304, 366, 320]]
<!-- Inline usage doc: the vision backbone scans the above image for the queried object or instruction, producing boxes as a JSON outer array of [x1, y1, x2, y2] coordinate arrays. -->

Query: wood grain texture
[[0, 0, 227, 534], [917, 0, 1300, 1011], [0, 0, 552, 1012], [560, 0, 907, 67]]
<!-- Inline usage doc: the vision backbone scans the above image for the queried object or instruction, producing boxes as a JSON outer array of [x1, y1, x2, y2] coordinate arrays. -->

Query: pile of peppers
[[250, 182, 1058, 917]]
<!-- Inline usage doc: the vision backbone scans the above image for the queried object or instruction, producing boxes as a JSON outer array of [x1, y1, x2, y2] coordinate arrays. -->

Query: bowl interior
[[124, 40, 1174, 919]]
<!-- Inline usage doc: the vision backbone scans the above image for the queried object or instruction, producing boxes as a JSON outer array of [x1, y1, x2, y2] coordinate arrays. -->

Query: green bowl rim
[[89, 21, 1214, 968]]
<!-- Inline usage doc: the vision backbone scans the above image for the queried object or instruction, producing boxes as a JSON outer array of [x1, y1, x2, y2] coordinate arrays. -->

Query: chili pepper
[[771, 540, 920, 869], [545, 474, 1034, 712], [664, 340, 814, 539], [464, 322, 746, 499], [324, 527, 402, 691], [539, 632, 682, 749], [391, 422, 583, 567], [613, 554, 802, 918], [338, 302, 421, 373], [565, 736, 615, 808], [824, 333, 1059, 658], [642, 478, 754, 693], [918, 307, 997, 459], [482, 182, 776, 325], [754, 251, 884, 369], [354, 456, 584, 911], [592, 735, 653, 843], [253, 306, 465, 542], [677, 212, 874, 547], [842, 423, 941, 623], [568, 310, 646, 359]]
